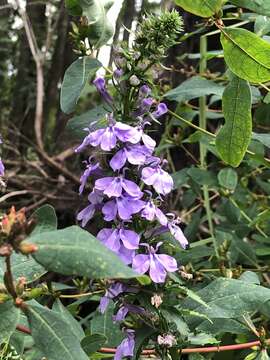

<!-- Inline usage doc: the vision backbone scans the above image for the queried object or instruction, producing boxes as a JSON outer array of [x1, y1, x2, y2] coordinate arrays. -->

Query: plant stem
[[4, 256, 17, 300], [199, 36, 219, 259]]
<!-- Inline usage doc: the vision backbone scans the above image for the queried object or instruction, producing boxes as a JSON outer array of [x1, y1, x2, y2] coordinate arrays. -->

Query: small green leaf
[[230, 0, 270, 17], [255, 15, 270, 36], [0, 301, 20, 343], [31, 204, 57, 235], [66, 105, 108, 139], [256, 350, 270, 360], [188, 332, 219, 345], [26, 304, 88, 360], [239, 271, 260, 285], [81, 334, 107, 355], [252, 133, 270, 148], [218, 168, 238, 190], [25, 226, 137, 279], [221, 27, 270, 83], [53, 299, 85, 341], [174, 0, 224, 17], [216, 75, 252, 167], [164, 76, 224, 103], [60, 57, 101, 114]]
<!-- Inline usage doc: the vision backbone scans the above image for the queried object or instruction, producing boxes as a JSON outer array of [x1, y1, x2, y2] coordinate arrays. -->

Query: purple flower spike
[[102, 195, 145, 221], [114, 329, 135, 360], [93, 77, 113, 105], [79, 159, 100, 194], [95, 176, 143, 198], [152, 103, 168, 118], [168, 218, 188, 249], [141, 165, 173, 195], [132, 243, 178, 283]]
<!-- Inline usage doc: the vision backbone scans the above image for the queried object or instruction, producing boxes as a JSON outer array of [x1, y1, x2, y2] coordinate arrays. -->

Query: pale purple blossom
[[114, 329, 135, 360], [99, 282, 127, 314], [113, 304, 145, 322], [132, 243, 178, 283], [79, 159, 100, 194], [128, 126, 156, 151], [141, 165, 173, 195], [97, 227, 140, 264], [0, 159, 4, 177], [167, 217, 188, 249], [152, 103, 168, 118], [139, 85, 151, 97], [157, 334, 176, 347], [102, 195, 145, 221], [110, 144, 151, 171], [77, 189, 103, 227], [141, 200, 168, 226], [93, 77, 113, 105], [75, 119, 137, 153], [95, 176, 143, 198]]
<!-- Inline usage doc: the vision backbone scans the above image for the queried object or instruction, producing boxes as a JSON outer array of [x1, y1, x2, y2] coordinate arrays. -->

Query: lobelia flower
[[95, 176, 143, 198], [167, 217, 188, 249], [79, 158, 101, 195], [141, 163, 173, 195], [128, 125, 156, 152], [97, 227, 140, 264], [75, 116, 138, 152], [151, 102, 168, 118], [93, 77, 113, 105], [113, 303, 145, 322], [114, 329, 135, 360], [110, 144, 152, 171], [99, 282, 127, 313], [102, 195, 145, 221], [77, 189, 103, 227], [132, 242, 178, 283], [141, 199, 168, 226], [133, 98, 154, 117]]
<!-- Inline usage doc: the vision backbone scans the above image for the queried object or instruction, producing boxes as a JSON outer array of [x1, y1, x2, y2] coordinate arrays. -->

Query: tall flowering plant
[[75, 11, 189, 358]]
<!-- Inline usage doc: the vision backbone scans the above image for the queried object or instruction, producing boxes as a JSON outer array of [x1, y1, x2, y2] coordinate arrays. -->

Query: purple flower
[[113, 304, 145, 322], [152, 103, 168, 118], [75, 120, 137, 152], [114, 68, 123, 79], [77, 189, 103, 227], [95, 176, 143, 198], [139, 85, 151, 97], [102, 195, 145, 221], [79, 159, 100, 195], [141, 165, 173, 195], [97, 227, 140, 264], [99, 282, 127, 313], [110, 144, 151, 171], [0, 159, 4, 177], [133, 98, 154, 117], [168, 217, 188, 249], [93, 77, 113, 105], [128, 126, 156, 151], [141, 200, 168, 226], [114, 329, 135, 360], [132, 243, 178, 283]]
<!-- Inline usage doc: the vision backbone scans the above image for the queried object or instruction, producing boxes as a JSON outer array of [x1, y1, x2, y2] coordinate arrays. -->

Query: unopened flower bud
[[19, 242, 38, 255], [129, 75, 140, 86], [151, 293, 163, 308], [16, 277, 26, 295], [157, 334, 176, 348]]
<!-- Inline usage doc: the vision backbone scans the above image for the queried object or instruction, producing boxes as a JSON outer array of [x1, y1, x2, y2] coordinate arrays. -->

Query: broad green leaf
[[218, 168, 238, 190], [216, 75, 252, 167], [65, 0, 82, 15], [252, 133, 270, 149], [164, 76, 224, 103], [60, 57, 101, 114], [133, 326, 156, 360], [161, 308, 190, 336], [26, 304, 88, 360], [255, 15, 270, 36], [0, 301, 20, 343], [187, 167, 218, 187], [53, 299, 85, 341], [31, 204, 57, 235], [79, 0, 115, 48], [188, 332, 219, 345], [25, 226, 137, 279], [184, 278, 270, 320], [81, 334, 107, 355], [221, 27, 270, 83], [230, 0, 270, 17], [239, 271, 260, 284], [66, 105, 108, 139], [90, 303, 123, 347], [197, 318, 249, 335], [174, 0, 224, 17]]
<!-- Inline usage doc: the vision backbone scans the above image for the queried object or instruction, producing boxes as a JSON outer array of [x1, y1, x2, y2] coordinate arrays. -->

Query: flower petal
[[155, 254, 178, 273], [102, 199, 117, 221], [110, 149, 127, 171], [119, 229, 140, 249], [122, 179, 143, 198]]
